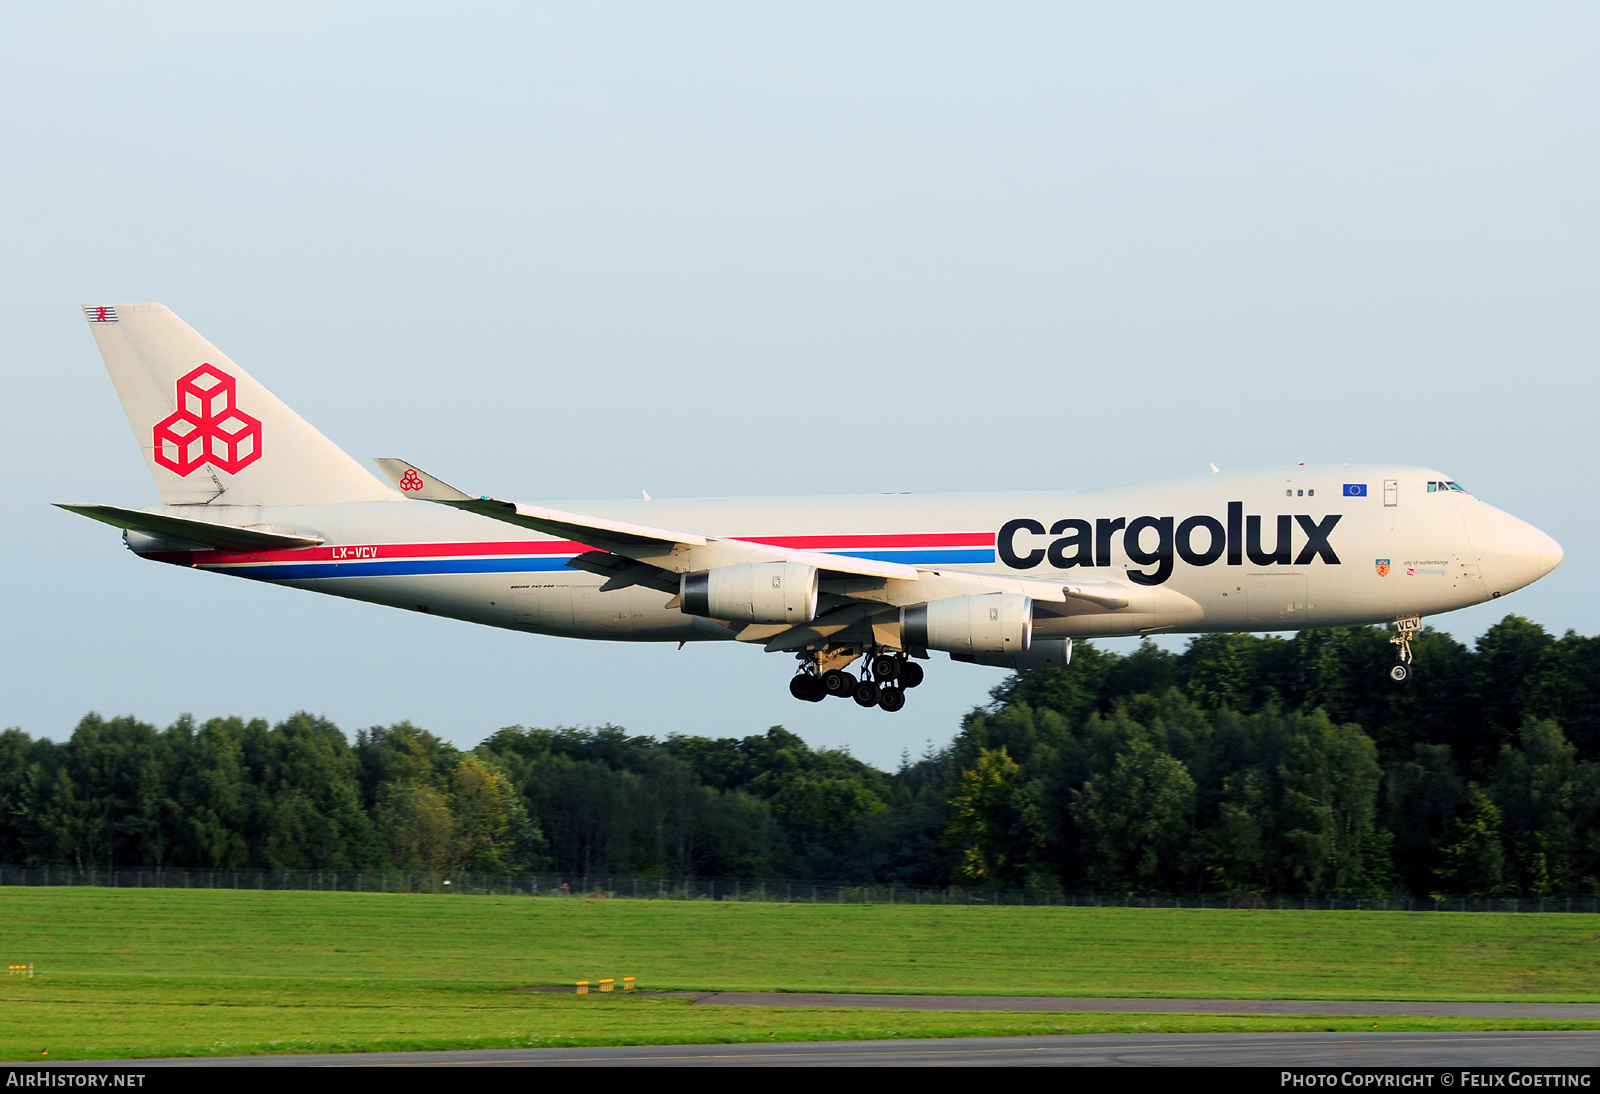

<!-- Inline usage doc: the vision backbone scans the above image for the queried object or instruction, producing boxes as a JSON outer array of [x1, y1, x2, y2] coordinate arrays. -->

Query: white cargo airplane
[[63, 304, 1563, 711]]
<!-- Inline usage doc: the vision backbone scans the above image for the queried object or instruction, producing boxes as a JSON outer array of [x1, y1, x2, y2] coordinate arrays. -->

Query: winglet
[[374, 459, 475, 502]]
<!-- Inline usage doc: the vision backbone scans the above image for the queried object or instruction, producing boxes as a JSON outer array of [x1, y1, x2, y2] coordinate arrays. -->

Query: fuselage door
[[513, 586, 575, 632], [1246, 572, 1309, 626], [1384, 479, 1398, 506], [572, 585, 631, 633]]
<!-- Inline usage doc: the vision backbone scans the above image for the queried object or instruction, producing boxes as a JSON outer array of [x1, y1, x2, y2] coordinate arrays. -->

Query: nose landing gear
[[1389, 615, 1421, 683]]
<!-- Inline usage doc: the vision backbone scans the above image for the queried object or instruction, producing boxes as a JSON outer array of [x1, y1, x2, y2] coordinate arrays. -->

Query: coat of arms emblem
[[1375, 558, 1391, 577]]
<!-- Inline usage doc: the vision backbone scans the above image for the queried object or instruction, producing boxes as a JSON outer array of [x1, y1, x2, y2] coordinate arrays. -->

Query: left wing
[[373, 459, 920, 584], [373, 460, 1149, 649]]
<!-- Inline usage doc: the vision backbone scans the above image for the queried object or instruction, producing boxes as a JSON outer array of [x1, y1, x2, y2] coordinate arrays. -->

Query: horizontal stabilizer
[[57, 504, 324, 552], [371, 458, 475, 502]]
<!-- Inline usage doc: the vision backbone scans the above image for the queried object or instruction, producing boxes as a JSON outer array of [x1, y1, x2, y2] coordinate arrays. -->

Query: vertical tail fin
[[83, 303, 395, 506]]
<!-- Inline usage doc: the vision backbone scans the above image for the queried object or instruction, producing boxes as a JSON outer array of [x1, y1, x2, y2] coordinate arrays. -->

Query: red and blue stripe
[[175, 532, 997, 581]]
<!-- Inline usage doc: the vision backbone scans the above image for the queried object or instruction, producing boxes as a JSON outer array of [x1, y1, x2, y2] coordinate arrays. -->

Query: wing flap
[[565, 551, 679, 594]]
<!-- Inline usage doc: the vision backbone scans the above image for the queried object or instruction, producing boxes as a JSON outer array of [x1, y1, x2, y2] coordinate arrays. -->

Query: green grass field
[[2, 888, 1598, 1060]]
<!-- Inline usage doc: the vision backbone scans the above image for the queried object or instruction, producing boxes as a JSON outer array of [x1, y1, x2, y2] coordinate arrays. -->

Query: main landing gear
[[789, 646, 924, 712], [1389, 615, 1422, 683]]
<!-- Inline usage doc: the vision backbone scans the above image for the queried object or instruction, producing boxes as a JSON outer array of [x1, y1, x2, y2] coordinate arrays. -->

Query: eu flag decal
[[1343, 484, 1367, 497]]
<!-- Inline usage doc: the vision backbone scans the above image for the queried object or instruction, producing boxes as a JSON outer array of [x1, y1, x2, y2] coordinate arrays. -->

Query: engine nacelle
[[901, 593, 1032, 655], [681, 562, 818, 624], [952, 637, 1072, 670]]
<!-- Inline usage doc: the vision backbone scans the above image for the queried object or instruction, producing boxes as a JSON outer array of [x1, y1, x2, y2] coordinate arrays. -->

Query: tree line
[[2, 614, 1598, 895]]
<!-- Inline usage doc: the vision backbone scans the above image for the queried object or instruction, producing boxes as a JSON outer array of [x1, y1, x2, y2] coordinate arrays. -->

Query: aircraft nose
[[1537, 531, 1563, 576], [1464, 502, 1562, 597]]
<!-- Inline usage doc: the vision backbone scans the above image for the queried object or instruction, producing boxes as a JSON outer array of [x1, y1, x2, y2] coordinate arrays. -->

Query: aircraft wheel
[[899, 661, 925, 688], [877, 686, 906, 712], [1389, 662, 1410, 684], [871, 654, 900, 681], [852, 680, 880, 707], [790, 674, 826, 702], [823, 669, 856, 698]]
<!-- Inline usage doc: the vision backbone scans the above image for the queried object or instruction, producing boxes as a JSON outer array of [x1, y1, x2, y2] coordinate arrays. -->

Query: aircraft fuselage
[[133, 464, 1560, 645]]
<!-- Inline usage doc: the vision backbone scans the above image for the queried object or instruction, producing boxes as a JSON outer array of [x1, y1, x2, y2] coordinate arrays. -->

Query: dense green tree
[[1, 613, 1597, 895], [1473, 619, 1560, 763], [242, 713, 381, 869], [34, 714, 171, 872], [767, 776, 885, 863], [177, 716, 253, 868], [468, 751, 546, 873], [1380, 743, 1465, 895], [1485, 720, 1599, 895], [0, 729, 40, 864], [376, 782, 456, 872], [1436, 789, 1509, 895], [1194, 709, 1381, 894], [450, 756, 512, 872], [988, 616, 1577, 777], [1276, 714, 1382, 893], [947, 747, 1046, 887], [1545, 633, 1600, 760], [1071, 735, 1196, 892], [1208, 766, 1273, 893]]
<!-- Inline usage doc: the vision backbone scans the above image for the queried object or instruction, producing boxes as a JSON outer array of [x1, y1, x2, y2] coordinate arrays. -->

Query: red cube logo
[[152, 364, 263, 476]]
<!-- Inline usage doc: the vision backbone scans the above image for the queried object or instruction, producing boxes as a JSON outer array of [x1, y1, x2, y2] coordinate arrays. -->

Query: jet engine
[[681, 561, 818, 624], [901, 593, 1032, 655], [952, 637, 1073, 670]]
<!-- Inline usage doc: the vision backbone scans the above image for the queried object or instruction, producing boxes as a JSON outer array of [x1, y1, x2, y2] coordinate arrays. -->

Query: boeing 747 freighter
[[62, 304, 1563, 712]]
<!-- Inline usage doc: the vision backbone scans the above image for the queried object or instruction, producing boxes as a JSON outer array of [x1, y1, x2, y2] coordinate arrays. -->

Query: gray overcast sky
[[2, 3, 1595, 768]]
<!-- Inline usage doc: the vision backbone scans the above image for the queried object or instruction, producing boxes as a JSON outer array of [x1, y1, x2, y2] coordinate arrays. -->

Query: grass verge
[[2, 887, 1597, 1059]]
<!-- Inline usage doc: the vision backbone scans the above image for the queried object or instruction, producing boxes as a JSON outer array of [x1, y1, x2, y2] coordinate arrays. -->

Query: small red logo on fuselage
[[398, 468, 424, 492], [152, 364, 263, 477]]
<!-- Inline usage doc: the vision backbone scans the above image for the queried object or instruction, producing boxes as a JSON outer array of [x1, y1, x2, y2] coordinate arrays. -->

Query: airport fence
[[0, 865, 1597, 912]]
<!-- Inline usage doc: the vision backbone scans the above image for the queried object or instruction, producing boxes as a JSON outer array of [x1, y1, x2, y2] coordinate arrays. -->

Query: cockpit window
[[1427, 480, 1469, 494], [1427, 482, 1438, 492], [1446, 481, 1467, 493]]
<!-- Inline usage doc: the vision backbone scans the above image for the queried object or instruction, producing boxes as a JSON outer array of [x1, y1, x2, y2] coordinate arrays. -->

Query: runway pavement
[[70, 1031, 1600, 1067], [683, 992, 1600, 1019]]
